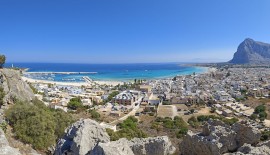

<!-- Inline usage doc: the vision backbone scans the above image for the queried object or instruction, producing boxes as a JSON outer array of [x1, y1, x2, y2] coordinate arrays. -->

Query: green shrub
[[255, 105, 266, 114], [259, 111, 267, 121], [196, 115, 238, 126], [107, 116, 147, 141], [0, 122, 7, 133], [5, 99, 74, 150], [188, 116, 200, 128], [0, 87, 5, 106], [89, 109, 101, 120], [261, 130, 270, 141], [176, 127, 188, 138], [222, 117, 239, 126], [250, 114, 258, 120], [253, 105, 267, 121], [68, 97, 83, 110]]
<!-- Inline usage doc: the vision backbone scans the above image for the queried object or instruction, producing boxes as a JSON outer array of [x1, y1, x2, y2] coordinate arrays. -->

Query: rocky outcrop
[[232, 122, 261, 147], [128, 136, 176, 155], [54, 119, 110, 155], [55, 119, 176, 155], [180, 119, 261, 155], [229, 38, 270, 64], [0, 68, 34, 105], [0, 128, 21, 155], [225, 142, 270, 155], [90, 138, 134, 155]]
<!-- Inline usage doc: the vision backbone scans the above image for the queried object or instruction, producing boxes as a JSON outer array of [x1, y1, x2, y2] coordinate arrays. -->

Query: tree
[[67, 97, 83, 110], [0, 55, 6, 68]]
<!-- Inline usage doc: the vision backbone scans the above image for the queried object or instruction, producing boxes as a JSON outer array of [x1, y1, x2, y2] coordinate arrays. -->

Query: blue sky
[[1, 0, 270, 63]]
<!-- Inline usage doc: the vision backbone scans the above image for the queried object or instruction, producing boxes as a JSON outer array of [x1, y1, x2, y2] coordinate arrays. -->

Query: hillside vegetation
[[5, 99, 74, 150]]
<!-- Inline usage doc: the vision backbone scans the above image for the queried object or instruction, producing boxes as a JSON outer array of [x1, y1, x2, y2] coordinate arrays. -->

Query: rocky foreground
[[54, 119, 176, 155], [180, 119, 270, 155]]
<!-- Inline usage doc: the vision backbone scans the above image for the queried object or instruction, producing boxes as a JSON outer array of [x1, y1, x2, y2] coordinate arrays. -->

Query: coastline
[[22, 76, 124, 87], [20, 64, 213, 86]]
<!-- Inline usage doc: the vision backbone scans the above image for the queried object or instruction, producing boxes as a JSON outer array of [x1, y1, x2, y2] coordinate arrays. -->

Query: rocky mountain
[[54, 119, 176, 155], [229, 38, 270, 64]]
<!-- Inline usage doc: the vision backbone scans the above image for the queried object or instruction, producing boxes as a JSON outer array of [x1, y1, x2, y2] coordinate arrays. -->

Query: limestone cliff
[[229, 38, 270, 64]]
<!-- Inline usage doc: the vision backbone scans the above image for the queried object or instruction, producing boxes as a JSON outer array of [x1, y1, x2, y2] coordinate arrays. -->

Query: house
[[112, 91, 135, 105], [139, 85, 152, 93], [82, 99, 92, 106], [148, 94, 160, 106]]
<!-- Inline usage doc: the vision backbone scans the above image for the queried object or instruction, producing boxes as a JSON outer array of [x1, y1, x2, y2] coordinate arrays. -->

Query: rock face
[[55, 119, 176, 155], [54, 119, 110, 155], [0, 128, 21, 155], [90, 138, 134, 155], [0, 68, 34, 104], [180, 119, 261, 155], [229, 38, 270, 64], [128, 136, 176, 155]]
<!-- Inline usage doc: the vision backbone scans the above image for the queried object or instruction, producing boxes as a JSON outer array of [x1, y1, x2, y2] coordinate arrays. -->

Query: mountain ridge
[[229, 38, 270, 64]]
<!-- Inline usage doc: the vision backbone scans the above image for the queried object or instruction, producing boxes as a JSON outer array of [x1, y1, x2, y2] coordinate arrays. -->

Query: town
[[27, 66, 270, 134]]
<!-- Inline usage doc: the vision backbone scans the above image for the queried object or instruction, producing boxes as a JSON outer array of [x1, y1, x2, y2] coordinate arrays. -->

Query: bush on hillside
[[89, 109, 101, 120], [253, 105, 267, 121], [0, 87, 5, 106], [196, 115, 239, 126], [106, 116, 147, 141], [5, 99, 74, 150]]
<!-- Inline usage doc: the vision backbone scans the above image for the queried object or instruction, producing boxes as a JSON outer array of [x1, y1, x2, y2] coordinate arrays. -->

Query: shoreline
[[21, 66, 214, 86], [22, 76, 124, 87]]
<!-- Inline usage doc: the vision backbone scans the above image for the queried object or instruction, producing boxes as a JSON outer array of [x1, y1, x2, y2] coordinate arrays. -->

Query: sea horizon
[[5, 62, 208, 82]]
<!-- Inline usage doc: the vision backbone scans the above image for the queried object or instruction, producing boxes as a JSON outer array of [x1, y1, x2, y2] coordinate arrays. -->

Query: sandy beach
[[22, 76, 123, 87]]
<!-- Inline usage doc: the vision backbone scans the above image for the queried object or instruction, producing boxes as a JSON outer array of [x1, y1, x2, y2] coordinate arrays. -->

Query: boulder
[[180, 119, 261, 155], [232, 122, 261, 146], [90, 138, 134, 155], [54, 119, 110, 155], [128, 136, 176, 155], [55, 118, 175, 155], [0, 128, 21, 155], [225, 143, 270, 155]]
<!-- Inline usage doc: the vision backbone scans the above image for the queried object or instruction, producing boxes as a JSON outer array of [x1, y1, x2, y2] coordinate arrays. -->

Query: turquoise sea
[[6, 63, 207, 82]]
